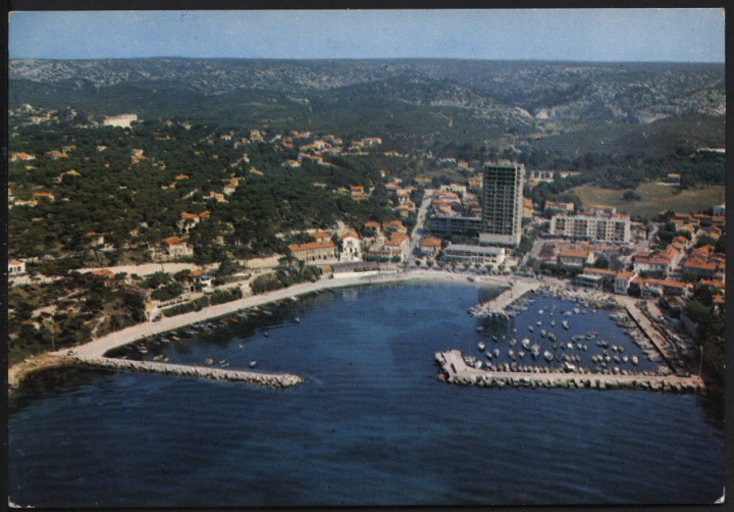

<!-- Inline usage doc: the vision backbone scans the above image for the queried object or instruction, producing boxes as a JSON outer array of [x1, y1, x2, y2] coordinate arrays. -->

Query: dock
[[469, 279, 542, 318], [434, 350, 705, 393], [73, 357, 304, 388]]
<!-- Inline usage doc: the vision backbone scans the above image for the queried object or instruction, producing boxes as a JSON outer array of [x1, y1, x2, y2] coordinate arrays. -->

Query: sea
[[7, 282, 725, 507]]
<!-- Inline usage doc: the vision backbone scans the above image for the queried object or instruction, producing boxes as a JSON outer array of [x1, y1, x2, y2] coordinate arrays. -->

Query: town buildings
[[479, 162, 525, 246], [549, 208, 632, 243], [287, 240, 338, 262]]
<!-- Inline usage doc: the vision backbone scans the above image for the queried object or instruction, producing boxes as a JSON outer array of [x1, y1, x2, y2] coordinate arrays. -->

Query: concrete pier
[[435, 350, 705, 393], [74, 357, 304, 388], [470, 279, 542, 318]]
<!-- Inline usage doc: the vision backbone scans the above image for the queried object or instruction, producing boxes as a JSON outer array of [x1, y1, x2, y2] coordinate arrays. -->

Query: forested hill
[[9, 58, 726, 155], [10, 58, 725, 120]]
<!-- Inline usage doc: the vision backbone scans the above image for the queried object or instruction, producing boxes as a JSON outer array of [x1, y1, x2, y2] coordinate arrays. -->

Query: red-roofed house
[[614, 270, 636, 295], [8, 259, 26, 275], [419, 236, 442, 257], [288, 240, 337, 262], [558, 248, 593, 267], [155, 237, 194, 260]]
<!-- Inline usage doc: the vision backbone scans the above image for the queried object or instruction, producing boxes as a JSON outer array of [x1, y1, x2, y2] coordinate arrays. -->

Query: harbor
[[434, 349, 705, 393]]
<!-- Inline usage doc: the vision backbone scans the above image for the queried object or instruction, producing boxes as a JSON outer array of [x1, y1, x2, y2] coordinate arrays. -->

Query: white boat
[[528, 326, 534, 332], [536, 320, 542, 326], [540, 329, 547, 338], [476, 326, 484, 332], [521, 338, 531, 349], [562, 320, 569, 330], [518, 350, 525, 358], [631, 355, 639, 365], [530, 344, 541, 359], [538, 309, 544, 314], [509, 338, 517, 346], [249, 360, 258, 368], [494, 348, 500, 357], [550, 320, 556, 327], [478, 342, 486, 351], [543, 350, 554, 362]]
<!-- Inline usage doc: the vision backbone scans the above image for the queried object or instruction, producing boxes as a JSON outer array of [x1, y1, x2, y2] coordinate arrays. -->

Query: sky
[[8, 9, 726, 62]]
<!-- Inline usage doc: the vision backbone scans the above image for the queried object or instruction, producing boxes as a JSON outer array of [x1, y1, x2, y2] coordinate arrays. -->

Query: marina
[[435, 350, 705, 392]]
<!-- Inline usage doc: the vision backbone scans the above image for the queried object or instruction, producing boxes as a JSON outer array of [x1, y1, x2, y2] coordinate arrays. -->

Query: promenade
[[435, 350, 705, 393]]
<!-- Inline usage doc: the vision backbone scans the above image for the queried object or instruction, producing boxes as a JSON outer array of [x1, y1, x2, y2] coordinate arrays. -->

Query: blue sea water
[[8, 282, 725, 507]]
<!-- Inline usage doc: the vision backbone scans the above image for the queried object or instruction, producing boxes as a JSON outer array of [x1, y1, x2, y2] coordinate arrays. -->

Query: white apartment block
[[549, 212, 631, 243]]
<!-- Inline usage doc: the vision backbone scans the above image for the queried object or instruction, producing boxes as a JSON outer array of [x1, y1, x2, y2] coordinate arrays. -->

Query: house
[[339, 232, 362, 262], [382, 232, 410, 261], [310, 231, 332, 243], [288, 240, 338, 262], [32, 192, 55, 201], [614, 270, 636, 295], [155, 237, 194, 260], [632, 245, 681, 275], [10, 152, 36, 162], [522, 197, 534, 219], [383, 220, 407, 233], [363, 221, 381, 234], [8, 259, 26, 275], [178, 211, 209, 232], [418, 236, 442, 257], [558, 248, 593, 267]]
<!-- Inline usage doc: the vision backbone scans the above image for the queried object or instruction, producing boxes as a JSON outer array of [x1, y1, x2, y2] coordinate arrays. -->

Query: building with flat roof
[[479, 162, 524, 246], [549, 210, 631, 243], [443, 244, 506, 266]]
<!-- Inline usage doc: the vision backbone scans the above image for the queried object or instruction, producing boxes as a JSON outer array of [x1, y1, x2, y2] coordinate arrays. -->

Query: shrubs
[[160, 287, 243, 318]]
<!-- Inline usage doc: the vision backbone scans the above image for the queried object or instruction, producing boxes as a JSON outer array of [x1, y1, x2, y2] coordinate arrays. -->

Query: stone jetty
[[469, 279, 542, 318], [74, 357, 304, 388], [434, 350, 705, 393]]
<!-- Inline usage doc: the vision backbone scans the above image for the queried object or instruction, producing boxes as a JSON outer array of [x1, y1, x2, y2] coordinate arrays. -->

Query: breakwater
[[435, 350, 705, 393], [72, 356, 304, 388]]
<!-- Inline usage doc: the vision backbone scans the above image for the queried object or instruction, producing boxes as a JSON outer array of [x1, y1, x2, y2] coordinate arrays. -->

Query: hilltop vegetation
[[9, 58, 725, 155]]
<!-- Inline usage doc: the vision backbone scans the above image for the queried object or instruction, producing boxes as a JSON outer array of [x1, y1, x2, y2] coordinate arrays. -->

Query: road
[[407, 188, 433, 265]]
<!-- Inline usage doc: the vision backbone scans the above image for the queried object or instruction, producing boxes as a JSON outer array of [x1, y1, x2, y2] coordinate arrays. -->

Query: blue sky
[[8, 9, 726, 62]]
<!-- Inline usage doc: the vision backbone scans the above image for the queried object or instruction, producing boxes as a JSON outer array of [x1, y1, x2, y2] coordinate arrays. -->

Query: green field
[[572, 182, 725, 219]]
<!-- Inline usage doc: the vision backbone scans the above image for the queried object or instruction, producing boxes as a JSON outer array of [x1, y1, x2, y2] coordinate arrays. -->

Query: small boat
[[522, 338, 531, 350], [530, 344, 541, 359], [562, 321, 569, 330], [631, 356, 639, 365], [538, 309, 544, 314], [137, 345, 148, 354], [204, 359, 213, 365], [528, 326, 534, 332], [473, 360, 483, 369], [518, 350, 525, 358], [263, 332, 269, 337], [548, 333, 557, 342], [478, 342, 486, 351], [492, 335, 499, 342], [249, 360, 258, 368], [295, 317, 300, 323], [476, 326, 484, 332], [550, 320, 556, 327], [543, 350, 554, 362], [540, 329, 547, 338], [509, 338, 517, 346], [153, 354, 164, 361], [494, 348, 500, 357], [536, 320, 542, 326]]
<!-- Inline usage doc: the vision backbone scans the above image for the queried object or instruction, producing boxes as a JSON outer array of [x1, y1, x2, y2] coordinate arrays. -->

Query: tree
[[622, 190, 642, 201], [628, 282, 641, 297]]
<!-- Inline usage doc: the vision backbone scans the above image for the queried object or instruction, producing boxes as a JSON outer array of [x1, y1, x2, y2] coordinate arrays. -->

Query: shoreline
[[8, 269, 511, 392]]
